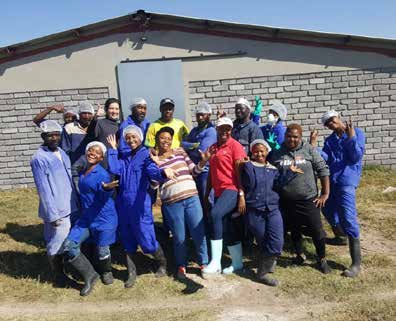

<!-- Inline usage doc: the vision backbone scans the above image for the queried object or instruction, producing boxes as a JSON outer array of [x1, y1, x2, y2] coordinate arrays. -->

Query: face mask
[[267, 113, 278, 125]]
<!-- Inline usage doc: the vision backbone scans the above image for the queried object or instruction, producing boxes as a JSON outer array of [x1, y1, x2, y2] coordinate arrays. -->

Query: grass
[[0, 167, 395, 321]]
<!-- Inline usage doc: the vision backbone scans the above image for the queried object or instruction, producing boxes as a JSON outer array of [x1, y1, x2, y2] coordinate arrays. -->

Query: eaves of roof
[[1, 9, 396, 64]]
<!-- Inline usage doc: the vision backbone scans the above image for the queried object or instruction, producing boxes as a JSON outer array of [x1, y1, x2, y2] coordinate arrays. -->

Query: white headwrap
[[39, 120, 62, 133], [85, 141, 107, 156], [122, 125, 143, 142], [321, 110, 339, 125], [236, 97, 251, 111], [130, 98, 147, 110], [250, 139, 272, 153]]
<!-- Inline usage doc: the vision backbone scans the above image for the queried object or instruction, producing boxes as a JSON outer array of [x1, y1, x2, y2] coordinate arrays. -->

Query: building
[[1, 10, 396, 189]]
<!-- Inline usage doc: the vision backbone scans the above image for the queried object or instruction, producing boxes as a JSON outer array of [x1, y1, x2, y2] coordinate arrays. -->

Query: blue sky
[[2, 0, 396, 47]]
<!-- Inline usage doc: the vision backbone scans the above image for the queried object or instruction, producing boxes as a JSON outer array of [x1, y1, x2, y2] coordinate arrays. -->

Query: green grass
[[0, 167, 395, 321]]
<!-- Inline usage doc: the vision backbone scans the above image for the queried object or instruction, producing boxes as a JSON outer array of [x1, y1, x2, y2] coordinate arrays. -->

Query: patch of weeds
[[316, 297, 396, 321]]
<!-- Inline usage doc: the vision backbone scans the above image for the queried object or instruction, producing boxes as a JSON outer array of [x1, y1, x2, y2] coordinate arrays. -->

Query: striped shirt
[[151, 148, 203, 204]]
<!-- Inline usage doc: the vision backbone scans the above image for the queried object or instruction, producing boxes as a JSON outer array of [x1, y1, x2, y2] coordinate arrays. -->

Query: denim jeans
[[162, 195, 208, 267], [210, 189, 238, 240], [63, 227, 110, 260]]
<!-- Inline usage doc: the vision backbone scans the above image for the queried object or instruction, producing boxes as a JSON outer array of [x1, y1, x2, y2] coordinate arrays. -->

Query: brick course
[[0, 87, 109, 190], [189, 68, 396, 170]]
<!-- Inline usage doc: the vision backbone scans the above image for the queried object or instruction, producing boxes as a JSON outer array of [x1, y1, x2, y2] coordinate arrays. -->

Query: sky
[[2, 0, 396, 47]]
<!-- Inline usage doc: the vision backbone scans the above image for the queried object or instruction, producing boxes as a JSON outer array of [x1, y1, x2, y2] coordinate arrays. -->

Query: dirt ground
[[0, 167, 395, 321]]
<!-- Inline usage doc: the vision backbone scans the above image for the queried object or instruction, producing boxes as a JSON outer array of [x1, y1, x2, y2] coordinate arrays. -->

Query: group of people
[[30, 95, 365, 296]]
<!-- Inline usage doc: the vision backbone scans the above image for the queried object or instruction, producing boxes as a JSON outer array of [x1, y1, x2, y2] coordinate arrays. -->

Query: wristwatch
[[238, 190, 244, 196]]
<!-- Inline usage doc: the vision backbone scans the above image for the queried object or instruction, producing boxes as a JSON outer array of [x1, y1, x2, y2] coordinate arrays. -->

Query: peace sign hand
[[345, 119, 355, 139]]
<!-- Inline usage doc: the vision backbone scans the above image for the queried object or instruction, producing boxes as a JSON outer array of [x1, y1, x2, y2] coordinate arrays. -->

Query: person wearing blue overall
[[260, 101, 287, 152], [63, 141, 118, 296], [182, 102, 217, 205], [106, 125, 175, 288], [31, 120, 79, 288], [313, 110, 365, 278], [118, 98, 150, 159], [240, 139, 285, 286]]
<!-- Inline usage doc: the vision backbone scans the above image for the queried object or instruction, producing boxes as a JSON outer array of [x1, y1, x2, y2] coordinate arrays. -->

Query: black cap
[[160, 98, 175, 107]]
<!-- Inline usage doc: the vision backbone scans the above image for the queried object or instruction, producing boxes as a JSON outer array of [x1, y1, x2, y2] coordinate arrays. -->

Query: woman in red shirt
[[202, 117, 247, 275]]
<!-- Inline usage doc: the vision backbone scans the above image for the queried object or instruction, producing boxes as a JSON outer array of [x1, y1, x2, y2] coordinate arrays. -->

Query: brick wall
[[189, 68, 396, 169], [0, 87, 109, 190]]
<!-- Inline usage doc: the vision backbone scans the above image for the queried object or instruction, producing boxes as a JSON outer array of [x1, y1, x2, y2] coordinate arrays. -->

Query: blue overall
[[232, 120, 264, 156], [64, 164, 118, 260], [118, 116, 150, 159], [107, 146, 165, 254], [242, 162, 284, 256], [320, 128, 365, 238], [181, 122, 217, 205], [261, 120, 286, 150], [31, 146, 79, 255]]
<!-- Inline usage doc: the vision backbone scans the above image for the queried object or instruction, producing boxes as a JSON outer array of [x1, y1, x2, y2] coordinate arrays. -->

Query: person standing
[[90, 98, 120, 149], [61, 101, 95, 191], [232, 97, 264, 156], [118, 98, 150, 158], [182, 102, 217, 205], [150, 127, 209, 280], [260, 101, 287, 152], [240, 139, 296, 286], [312, 110, 365, 277], [107, 126, 174, 286], [270, 123, 331, 274], [145, 98, 189, 149], [202, 117, 247, 275], [30, 120, 79, 287]]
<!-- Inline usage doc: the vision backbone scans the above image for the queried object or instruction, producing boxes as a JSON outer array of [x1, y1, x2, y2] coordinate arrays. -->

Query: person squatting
[[30, 97, 365, 296]]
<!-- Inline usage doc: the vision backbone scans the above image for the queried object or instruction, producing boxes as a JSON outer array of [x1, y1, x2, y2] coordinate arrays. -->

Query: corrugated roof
[[1, 9, 396, 63]]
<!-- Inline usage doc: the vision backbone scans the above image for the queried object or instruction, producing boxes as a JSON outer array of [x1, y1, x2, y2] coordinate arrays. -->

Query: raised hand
[[102, 180, 119, 190], [51, 104, 65, 113], [106, 134, 118, 149], [309, 128, 319, 147], [96, 104, 106, 117], [345, 119, 355, 138], [216, 105, 226, 119]]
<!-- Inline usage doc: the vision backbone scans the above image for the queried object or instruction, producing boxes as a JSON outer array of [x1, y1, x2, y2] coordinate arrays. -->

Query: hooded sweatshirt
[[270, 141, 329, 200]]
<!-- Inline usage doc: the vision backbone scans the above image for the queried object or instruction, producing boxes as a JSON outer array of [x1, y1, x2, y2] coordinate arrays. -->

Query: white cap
[[196, 102, 212, 114], [85, 141, 107, 155], [79, 101, 94, 114], [216, 117, 233, 128], [39, 120, 62, 133], [321, 110, 339, 125], [250, 139, 272, 153], [130, 98, 147, 110], [123, 125, 143, 142], [236, 97, 251, 110]]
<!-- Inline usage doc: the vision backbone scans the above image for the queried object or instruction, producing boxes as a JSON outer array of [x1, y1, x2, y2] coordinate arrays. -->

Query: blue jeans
[[210, 189, 238, 240], [63, 228, 111, 261], [162, 195, 208, 267]]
